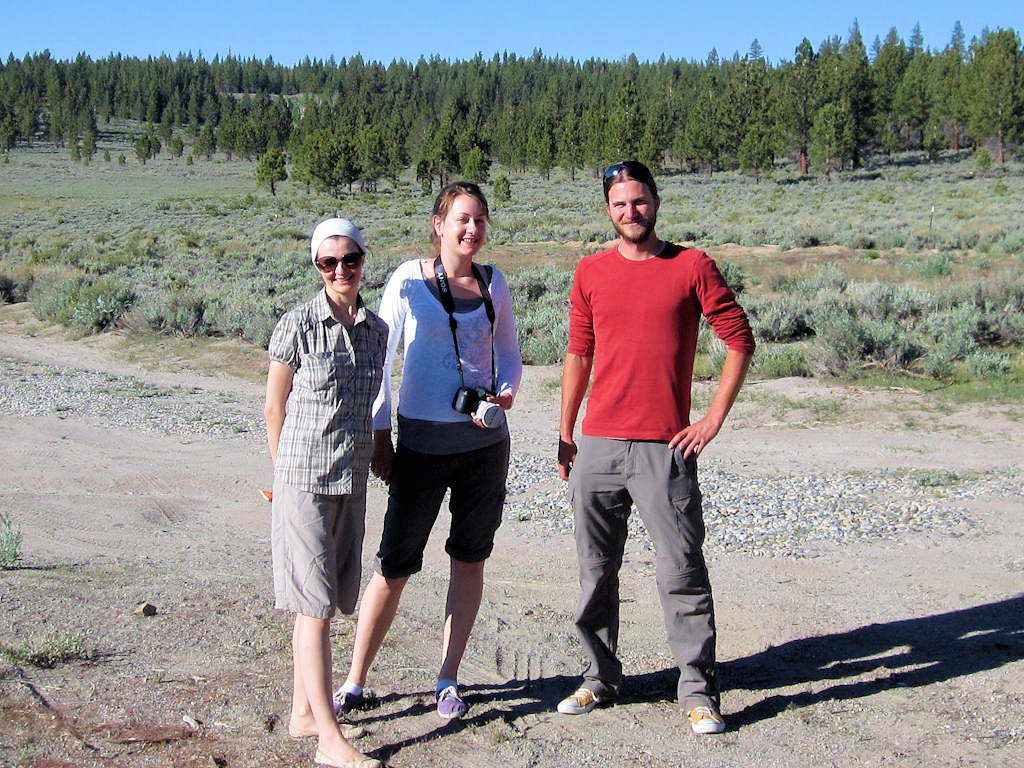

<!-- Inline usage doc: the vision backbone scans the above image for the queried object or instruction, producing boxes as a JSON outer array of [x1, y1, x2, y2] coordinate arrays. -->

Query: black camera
[[452, 386, 493, 415]]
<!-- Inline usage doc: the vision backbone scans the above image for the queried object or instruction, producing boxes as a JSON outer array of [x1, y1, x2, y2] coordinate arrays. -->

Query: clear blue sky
[[4, 1, 1021, 66]]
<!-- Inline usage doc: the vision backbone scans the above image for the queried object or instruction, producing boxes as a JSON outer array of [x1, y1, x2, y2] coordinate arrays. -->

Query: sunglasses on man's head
[[604, 161, 648, 179], [316, 252, 364, 271]]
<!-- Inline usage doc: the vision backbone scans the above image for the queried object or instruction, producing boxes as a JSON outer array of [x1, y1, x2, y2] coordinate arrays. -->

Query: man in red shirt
[[556, 161, 755, 734]]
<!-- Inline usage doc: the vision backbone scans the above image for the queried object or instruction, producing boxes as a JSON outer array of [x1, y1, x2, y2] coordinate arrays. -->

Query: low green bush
[[817, 314, 924, 374], [31, 274, 137, 332], [138, 288, 209, 337], [716, 259, 749, 294], [0, 512, 22, 568], [772, 262, 848, 297], [507, 266, 572, 365], [966, 351, 1013, 378], [924, 306, 983, 357], [517, 304, 569, 365], [755, 344, 812, 378], [854, 282, 928, 322], [923, 351, 955, 379], [745, 296, 814, 342], [0, 630, 96, 668]]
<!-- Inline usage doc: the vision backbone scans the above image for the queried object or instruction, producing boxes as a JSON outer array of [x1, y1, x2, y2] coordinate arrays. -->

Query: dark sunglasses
[[316, 252, 364, 271]]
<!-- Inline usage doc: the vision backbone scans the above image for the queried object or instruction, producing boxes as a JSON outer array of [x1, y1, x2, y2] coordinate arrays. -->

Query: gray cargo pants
[[568, 435, 719, 711]]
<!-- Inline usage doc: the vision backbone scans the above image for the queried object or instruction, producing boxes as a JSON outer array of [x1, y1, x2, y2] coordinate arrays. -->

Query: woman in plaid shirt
[[263, 218, 387, 768]]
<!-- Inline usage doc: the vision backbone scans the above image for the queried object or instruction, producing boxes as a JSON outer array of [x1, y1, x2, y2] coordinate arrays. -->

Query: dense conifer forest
[[2, 22, 1022, 191]]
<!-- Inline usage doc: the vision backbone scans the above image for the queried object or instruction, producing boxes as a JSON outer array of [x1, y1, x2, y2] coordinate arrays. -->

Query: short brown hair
[[431, 181, 490, 255]]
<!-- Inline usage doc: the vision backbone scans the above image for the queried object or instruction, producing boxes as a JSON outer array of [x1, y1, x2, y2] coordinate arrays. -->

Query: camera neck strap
[[433, 257, 496, 392]]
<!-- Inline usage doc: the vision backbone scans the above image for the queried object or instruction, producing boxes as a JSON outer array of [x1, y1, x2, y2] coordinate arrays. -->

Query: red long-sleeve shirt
[[567, 243, 755, 441]]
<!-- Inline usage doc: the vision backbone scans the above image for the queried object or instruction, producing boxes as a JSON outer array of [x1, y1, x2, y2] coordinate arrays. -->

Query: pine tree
[[719, 42, 776, 177], [580, 100, 606, 175], [967, 28, 1023, 164], [604, 78, 642, 163], [16, 93, 40, 146], [809, 102, 848, 180], [637, 90, 672, 172], [839, 22, 874, 168], [216, 108, 240, 160], [780, 39, 819, 175], [461, 145, 491, 182], [81, 128, 97, 161], [256, 147, 287, 195], [0, 115, 15, 151], [492, 174, 511, 205], [427, 105, 462, 187], [299, 129, 353, 197], [134, 127, 160, 164], [872, 28, 910, 155], [931, 23, 969, 151], [556, 110, 583, 180], [356, 122, 389, 192], [194, 122, 216, 159], [527, 103, 556, 179], [738, 120, 775, 182], [894, 52, 933, 149], [682, 72, 721, 176]]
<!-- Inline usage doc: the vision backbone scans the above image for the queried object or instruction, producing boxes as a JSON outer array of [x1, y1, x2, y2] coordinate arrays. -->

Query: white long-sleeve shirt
[[372, 258, 522, 432]]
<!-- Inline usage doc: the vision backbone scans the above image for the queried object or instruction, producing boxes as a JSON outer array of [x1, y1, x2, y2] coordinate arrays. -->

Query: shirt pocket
[[296, 352, 339, 402]]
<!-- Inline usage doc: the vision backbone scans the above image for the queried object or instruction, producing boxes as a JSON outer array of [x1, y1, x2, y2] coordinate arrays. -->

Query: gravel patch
[[502, 431, 1015, 560], [0, 356, 264, 438], [3, 355, 1016, 559]]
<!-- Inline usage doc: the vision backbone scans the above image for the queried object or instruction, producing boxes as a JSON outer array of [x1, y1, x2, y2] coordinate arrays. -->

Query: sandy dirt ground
[[1, 307, 1022, 768]]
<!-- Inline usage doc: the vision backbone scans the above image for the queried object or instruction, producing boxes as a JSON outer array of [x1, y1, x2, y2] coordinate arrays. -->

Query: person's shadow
[[614, 593, 1024, 725], [357, 595, 1024, 761], [717, 593, 1024, 726]]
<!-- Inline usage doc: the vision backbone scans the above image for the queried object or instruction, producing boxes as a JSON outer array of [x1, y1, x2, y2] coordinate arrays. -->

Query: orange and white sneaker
[[688, 705, 726, 734], [557, 687, 603, 715]]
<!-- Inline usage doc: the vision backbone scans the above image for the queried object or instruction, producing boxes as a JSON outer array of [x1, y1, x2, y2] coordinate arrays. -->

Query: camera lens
[[474, 400, 504, 428]]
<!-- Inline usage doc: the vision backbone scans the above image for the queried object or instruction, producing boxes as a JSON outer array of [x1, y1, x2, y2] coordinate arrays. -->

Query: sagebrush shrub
[[745, 296, 813, 343], [31, 274, 136, 332], [854, 282, 928, 322], [923, 352, 954, 379], [755, 344, 812, 378], [508, 266, 572, 365], [924, 306, 983, 357], [966, 351, 1012, 378], [716, 259, 749, 294], [138, 288, 209, 336], [0, 512, 21, 568]]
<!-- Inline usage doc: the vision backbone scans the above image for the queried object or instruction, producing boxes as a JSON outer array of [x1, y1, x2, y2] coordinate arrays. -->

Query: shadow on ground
[[338, 595, 1024, 761], [422, 595, 1022, 721], [720, 594, 1024, 726]]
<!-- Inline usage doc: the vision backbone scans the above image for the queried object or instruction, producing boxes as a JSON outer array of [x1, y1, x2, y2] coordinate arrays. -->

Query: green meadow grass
[[1, 121, 1022, 399]]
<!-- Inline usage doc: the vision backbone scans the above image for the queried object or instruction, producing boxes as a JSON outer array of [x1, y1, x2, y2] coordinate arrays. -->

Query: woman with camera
[[335, 181, 522, 721]]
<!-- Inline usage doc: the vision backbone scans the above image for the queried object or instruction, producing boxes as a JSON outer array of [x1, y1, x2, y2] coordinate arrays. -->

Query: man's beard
[[613, 212, 657, 243]]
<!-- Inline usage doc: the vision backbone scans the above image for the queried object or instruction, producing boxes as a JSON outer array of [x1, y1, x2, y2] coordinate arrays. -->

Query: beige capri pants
[[271, 476, 367, 619]]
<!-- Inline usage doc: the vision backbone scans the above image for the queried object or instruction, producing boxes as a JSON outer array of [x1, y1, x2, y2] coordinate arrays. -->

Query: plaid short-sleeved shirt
[[268, 290, 388, 495]]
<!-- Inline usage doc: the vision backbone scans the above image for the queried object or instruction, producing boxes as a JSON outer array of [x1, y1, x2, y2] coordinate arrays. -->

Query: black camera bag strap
[[433, 257, 496, 392]]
